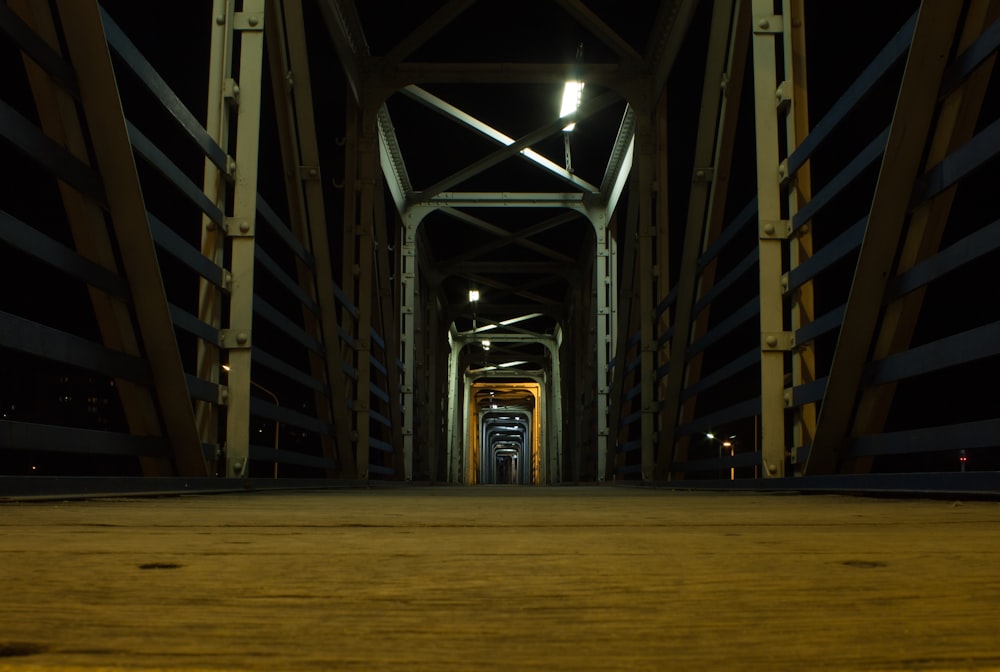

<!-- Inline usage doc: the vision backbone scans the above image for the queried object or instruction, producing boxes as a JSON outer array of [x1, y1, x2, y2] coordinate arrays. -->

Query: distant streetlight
[[222, 364, 281, 478], [468, 289, 480, 303]]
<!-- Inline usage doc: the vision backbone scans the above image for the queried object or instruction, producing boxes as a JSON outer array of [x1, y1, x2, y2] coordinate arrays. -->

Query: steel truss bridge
[[1, 0, 998, 497]]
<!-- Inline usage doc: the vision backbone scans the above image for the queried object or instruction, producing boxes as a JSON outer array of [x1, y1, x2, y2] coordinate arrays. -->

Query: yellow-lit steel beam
[[782, 0, 816, 472], [11, 0, 173, 477], [806, 0, 964, 475], [196, 0, 235, 473], [53, 0, 206, 476], [847, 0, 1000, 473]]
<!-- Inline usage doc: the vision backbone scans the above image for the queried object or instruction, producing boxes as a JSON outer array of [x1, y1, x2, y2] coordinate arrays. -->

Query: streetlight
[[560, 42, 584, 172], [222, 364, 281, 478]]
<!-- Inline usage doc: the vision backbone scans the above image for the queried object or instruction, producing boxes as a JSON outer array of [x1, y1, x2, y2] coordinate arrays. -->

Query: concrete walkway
[[1, 486, 999, 671]]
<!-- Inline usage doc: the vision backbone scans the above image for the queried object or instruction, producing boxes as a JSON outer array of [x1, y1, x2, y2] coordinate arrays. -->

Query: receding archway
[[467, 380, 540, 484]]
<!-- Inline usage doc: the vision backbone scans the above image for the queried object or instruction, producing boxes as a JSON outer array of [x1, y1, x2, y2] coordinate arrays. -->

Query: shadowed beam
[[806, 1, 964, 475], [383, 0, 477, 65]]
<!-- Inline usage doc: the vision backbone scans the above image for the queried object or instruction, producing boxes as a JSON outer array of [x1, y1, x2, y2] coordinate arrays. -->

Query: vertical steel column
[[221, 0, 266, 478], [750, 0, 788, 478], [654, 91, 671, 473], [400, 213, 420, 480], [196, 0, 235, 471], [635, 114, 657, 481], [592, 211, 614, 481], [353, 107, 378, 479], [446, 336, 462, 482], [781, 0, 815, 471]]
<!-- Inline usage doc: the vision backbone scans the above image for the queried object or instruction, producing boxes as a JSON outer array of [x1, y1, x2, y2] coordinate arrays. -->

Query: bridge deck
[[2, 486, 999, 671]]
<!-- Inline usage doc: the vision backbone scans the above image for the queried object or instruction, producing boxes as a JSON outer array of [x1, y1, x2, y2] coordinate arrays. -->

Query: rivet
[[765, 335, 778, 347], [695, 169, 704, 178], [239, 220, 250, 233], [236, 332, 248, 344], [309, 168, 318, 177], [215, 15, 225, 25], [759, 18, 770, 30], [767, 462, 778, 474], [232, 84, 240, 95], [248, 15, 259, 26], [799, 224, 809, 235], [764, 223, 775, 235]]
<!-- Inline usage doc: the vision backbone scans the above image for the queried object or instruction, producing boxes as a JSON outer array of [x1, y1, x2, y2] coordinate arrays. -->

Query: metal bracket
[[223, 217, 255, 237], [223, 78, 240, 107], [299, 165, 321, 181], [775, 80, 793, 112], [761, 331, 794, 351], [233, 11, 264, 31], [692, 167, 714, 183], [219, 329, 252, 349], [759, 219, 790, 239], [753, 14, 783, 34], [777, 159, 792, 187]]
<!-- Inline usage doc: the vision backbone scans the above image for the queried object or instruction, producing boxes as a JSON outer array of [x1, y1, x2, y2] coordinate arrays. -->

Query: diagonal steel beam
[[315, 0, 367, 101], [647, 0, 701, 102], [401, 85, 599, 193], [552, 0, 644, 64], [54, 0, 206, 476], [806, 0, 964, 475], [412, 89, 622, 202], [846, 0, 1000, 473], [437, 207, 576, 263], [384, 0, 477, 65]]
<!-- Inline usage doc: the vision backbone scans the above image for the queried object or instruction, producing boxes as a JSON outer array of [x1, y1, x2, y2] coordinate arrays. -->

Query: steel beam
[[782, 0, 816, 471], [195, 0, 235, 473], [266, 0, 355, 476], [11, 0, 173, 477], [806, 1, 964, 475], [54, 0, 206, 477], [218, 0, 266, 478], [846, 0, 1000, 473], [656, 0, 748, 478]]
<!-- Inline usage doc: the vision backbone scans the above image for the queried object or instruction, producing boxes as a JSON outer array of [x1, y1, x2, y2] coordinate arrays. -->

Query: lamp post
[[223, 365, 280, 478]]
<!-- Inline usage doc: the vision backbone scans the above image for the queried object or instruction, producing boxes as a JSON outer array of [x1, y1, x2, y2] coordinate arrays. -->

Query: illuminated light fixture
[[481, 339, 491, 351], [469, 289, 480, 302], [560, 80, 584, 131]]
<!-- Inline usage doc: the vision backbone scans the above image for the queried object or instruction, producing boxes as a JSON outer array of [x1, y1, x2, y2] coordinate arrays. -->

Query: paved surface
[[1, 486, 999, 671]]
